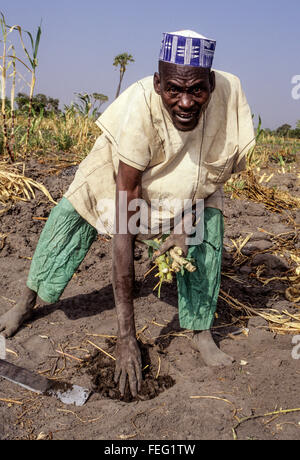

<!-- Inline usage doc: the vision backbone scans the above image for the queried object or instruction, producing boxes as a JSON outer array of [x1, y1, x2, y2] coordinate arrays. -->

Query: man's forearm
[[112, 161, 143, 396], [112, 233, 136, 338]]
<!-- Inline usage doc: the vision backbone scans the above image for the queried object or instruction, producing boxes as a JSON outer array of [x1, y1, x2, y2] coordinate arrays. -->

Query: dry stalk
[[0, 397, 23, 405], [190, 395, 237, 414], [86, 339, 116, 361], [232, 407, 300, 440], [229, 233, 253, 266], [85, 332, 117, 339], [219, 288, 300, 334], [55, 349, 83, 362], [57, 408, 103, 424], [155, 355, 161, 379], [0, 161, 56, 205], [230, 170, 300, 212]]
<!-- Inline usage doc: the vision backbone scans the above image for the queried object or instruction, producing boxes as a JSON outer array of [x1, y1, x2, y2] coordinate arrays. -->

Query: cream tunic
[[64, 70, 255, 235]]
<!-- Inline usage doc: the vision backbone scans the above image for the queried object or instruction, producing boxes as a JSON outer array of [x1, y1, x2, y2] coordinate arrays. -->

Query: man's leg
[[176, 207, 234, 366], [0, 198, 97, 337]]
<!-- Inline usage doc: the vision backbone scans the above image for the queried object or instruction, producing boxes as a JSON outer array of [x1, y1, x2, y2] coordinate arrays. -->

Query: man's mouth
[[174, 112, 198, 123]]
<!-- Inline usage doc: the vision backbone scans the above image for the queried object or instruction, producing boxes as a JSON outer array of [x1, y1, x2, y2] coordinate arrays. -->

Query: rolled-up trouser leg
[[27, 197, 98, 304], [176, 207, 224, 331]]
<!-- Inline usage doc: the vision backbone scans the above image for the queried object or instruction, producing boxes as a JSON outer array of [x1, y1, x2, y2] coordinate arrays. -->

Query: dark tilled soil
[[82, 340, 175, 403], [0, 158, 300, 440]]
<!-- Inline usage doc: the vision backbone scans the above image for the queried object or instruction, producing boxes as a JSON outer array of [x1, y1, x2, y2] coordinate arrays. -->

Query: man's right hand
[[114, 335, 142, 398]]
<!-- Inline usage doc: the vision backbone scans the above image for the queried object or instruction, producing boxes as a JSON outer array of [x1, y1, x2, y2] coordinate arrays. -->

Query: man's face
[[154, 61, 215, 131]]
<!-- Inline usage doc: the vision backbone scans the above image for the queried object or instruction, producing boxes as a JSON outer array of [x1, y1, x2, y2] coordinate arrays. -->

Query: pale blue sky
[[1, 0, 300, 129]]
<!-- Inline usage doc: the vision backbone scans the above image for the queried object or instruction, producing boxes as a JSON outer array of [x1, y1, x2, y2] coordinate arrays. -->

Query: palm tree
[[113, 53, 134, 99]]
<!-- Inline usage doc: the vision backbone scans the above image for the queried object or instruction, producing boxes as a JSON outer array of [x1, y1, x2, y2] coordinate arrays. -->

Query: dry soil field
[[0, 153, 299, 440]]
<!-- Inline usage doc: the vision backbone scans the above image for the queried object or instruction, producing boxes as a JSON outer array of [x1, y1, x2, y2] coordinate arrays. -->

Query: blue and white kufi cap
[[159, 30, 216, 68]]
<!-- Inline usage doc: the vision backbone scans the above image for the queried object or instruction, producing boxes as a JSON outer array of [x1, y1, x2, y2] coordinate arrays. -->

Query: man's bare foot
[[192, 330, 234, 367], [0, 287, 37, 338]]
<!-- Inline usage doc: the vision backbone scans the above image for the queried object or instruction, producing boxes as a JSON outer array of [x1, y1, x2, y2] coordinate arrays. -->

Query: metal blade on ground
[[0, 359, 91, 406]]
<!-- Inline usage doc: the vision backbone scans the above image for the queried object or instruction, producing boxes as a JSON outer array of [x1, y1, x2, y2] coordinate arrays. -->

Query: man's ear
[[153, 72, 161, 95], [209, 71, 215, 93]]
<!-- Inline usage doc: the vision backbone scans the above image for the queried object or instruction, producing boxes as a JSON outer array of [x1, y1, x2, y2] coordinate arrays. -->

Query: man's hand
[[153, 209, 195, 258], [114, 335, 142, 398], [154, 233, 188, 258]]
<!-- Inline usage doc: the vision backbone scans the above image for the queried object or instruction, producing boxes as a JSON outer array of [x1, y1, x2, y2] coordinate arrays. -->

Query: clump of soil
[[46, 381, 74, 394], [81, 340, 175, 403]]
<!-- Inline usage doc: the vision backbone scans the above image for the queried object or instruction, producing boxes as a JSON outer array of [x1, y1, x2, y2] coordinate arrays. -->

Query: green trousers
[[27, 198, 98, 304], [27, 199, 223, 330], [176, 207, 224, 330]]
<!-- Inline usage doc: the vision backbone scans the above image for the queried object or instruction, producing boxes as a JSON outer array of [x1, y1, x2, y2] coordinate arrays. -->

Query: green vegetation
[[0, 12, 297, 178], [64, 92, 108, 118], [244, 116, 300, 169], [0, 12, 134, 163], [270, 121, 300, 139], [248, 133, 300, 169], [16, 93, 60, 116]]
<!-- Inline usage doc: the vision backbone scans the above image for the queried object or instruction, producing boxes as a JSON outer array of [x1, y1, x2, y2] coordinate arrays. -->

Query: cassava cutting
[[143, 237, 196, 298]]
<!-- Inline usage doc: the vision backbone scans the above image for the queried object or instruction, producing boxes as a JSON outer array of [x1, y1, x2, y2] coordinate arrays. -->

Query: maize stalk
[[12, 22, 41, 150], [0, 12, 14, 162]]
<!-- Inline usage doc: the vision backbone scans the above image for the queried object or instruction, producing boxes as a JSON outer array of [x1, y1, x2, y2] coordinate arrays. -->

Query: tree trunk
[[115, 70, 125, 99]]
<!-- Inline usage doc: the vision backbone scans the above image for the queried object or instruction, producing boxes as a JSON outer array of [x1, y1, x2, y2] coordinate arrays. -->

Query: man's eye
[[168, 87, 180, 96], [191, 86, 203, 95]]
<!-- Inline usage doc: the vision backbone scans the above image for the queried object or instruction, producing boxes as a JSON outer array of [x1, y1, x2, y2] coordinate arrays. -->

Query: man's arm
[[113, 160, 143, 398]]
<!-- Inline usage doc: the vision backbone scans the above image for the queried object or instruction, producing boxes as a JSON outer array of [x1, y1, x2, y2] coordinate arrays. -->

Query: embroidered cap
[[159, 29, 216, 68]]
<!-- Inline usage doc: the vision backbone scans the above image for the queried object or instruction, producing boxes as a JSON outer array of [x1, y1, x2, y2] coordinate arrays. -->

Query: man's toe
[[2, 328, 13, 338], [0, 321, 13, 337]]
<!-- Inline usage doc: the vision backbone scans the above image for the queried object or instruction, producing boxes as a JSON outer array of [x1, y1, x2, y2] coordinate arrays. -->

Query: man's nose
[[178, 93, 195, 110]]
